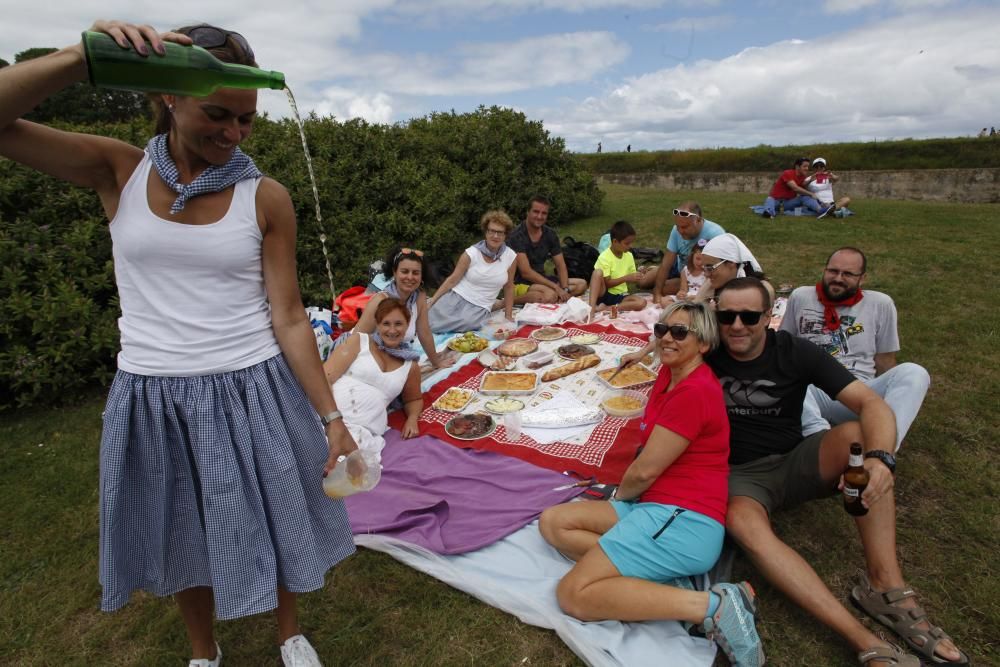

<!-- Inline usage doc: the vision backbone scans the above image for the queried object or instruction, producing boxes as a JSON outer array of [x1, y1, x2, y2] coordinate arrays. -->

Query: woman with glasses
[[353, 246, 455, 368], [0, 20, 353, 666], [540, 301, 765, 667], [695, 233, 774, 305], [427, 210, 517, 333]]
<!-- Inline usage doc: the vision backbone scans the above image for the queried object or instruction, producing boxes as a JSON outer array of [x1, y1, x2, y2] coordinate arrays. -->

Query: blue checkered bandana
[[147, 133, 263, 213]]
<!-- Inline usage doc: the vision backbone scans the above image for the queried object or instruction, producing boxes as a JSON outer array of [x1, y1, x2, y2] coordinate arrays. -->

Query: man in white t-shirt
[[805, 157, 851, 217], [779, 247, 929, 450]]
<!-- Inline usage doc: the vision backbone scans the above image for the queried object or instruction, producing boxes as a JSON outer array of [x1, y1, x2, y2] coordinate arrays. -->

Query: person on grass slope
[[0, 20, 355, 666], [541, 301, 765, 667]]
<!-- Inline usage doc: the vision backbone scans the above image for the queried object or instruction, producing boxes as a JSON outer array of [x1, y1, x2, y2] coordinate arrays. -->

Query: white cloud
[[544, 9, 1000, 150], [309, 87, 395, 124], [824, 0, 957, 13]]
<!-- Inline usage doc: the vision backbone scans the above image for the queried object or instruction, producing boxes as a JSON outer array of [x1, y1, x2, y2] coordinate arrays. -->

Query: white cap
[[812, 157, 827, 166]]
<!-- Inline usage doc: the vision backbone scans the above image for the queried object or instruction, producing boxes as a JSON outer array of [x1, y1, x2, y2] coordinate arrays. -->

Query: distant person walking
[[597, 142, 602, 153], [627, 144, 631, 153]]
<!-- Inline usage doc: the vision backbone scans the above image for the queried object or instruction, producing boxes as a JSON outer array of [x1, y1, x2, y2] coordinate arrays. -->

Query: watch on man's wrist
[[864, 450, 896, 475], [321, 410, 343, 426]]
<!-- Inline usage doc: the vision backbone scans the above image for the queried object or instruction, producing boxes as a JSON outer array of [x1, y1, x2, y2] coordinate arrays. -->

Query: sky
[[2, 0, 999, 152]]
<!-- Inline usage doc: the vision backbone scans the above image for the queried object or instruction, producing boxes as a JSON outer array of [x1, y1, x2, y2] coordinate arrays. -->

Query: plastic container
[[503, 411, 522, 440], [322, 449, 381, 498], [521, 350, 554, 370], [601, 390, 648, 418], [482, 320, 516, 341], [794, 206, 804, 216], [82, 31, 285, 96]]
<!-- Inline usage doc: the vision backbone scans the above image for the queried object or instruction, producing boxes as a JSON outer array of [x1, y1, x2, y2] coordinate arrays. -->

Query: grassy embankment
[[2, 184, 998, 666], [577, 136, 1000, 173]]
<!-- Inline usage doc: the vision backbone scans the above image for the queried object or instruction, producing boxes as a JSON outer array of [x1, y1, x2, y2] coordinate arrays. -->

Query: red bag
[[334, 286, 373, 325]]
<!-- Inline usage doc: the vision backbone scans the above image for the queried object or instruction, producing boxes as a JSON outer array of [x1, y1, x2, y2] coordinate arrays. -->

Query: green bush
[[0, 107, 602, 409]]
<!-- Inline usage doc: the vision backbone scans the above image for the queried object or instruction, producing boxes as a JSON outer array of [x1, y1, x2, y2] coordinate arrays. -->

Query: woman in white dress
[[323, 297, 424, 446], [427, 210, 516, 333]]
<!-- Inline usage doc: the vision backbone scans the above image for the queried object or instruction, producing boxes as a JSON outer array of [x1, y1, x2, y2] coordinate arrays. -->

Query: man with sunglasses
[[706, 277, 963, 667], [779, 248, 929, 452], [644, 201, 725, 305], [760, 157, 831, 219]]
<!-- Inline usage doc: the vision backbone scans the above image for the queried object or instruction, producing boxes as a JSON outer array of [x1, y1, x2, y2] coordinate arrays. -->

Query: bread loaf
[[542, 354, 600, 381]]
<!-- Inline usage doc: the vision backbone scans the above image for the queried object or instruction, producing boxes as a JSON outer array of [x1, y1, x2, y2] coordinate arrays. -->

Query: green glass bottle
[[81, 31, 285, 96]]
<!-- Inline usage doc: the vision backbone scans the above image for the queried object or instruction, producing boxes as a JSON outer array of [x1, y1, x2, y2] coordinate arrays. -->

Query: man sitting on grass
[[588, 220, 648, 317], [643, 200, 725, 304], [760, 157, 831, 219], [508, 195, 587, 304], [620, 277, 968, 667], [781, 247, 929, 451]]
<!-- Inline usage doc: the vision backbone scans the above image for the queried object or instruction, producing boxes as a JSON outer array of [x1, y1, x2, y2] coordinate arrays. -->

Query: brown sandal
[[851, 574, 970, 665], [858, 645, 919, 666]]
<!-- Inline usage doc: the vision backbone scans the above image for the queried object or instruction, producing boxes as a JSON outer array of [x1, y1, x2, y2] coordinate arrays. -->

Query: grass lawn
[[2, 184, 997, 666]]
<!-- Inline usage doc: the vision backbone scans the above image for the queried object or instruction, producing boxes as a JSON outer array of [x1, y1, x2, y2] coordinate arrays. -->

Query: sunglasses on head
[[394, 248, 424, 264], [187, 26, 255, 61], [716, 310, 764, 326], [672, 209, 699, 218], [653, 322, 697, 341]]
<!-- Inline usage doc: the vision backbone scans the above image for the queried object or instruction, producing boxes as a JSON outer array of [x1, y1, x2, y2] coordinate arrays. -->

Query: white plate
[[479, 371, 540, 395], [484, 397, 525, 415], [530, 327, 567, 341], [570, 333, 601, 345], [432, 388, 475, 413]]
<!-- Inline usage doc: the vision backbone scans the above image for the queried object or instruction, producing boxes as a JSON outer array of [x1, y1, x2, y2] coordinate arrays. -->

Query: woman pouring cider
[[0, 20, 354, 666]]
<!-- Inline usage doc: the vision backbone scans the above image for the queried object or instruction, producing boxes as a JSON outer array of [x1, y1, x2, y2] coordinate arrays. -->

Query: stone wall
[[595, 168, 1000, 203]]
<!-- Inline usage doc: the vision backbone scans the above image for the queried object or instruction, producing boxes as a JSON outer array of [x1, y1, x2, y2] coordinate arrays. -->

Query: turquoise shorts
[[598, 501, 724, 582]]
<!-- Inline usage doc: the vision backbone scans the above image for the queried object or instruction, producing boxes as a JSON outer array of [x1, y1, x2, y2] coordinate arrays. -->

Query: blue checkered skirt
[[98, 354, 355, 620]]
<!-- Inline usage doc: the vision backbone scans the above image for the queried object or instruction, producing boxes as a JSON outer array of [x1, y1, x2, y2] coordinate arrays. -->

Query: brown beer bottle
[[843, 442, 870, 516]]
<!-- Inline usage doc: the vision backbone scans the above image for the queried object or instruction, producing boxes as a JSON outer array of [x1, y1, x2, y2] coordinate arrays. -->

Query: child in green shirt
[[589, 220, 648, 316]]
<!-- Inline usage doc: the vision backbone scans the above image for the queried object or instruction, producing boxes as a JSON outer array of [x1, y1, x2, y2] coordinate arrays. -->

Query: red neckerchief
[[816, 282, 863, 331]]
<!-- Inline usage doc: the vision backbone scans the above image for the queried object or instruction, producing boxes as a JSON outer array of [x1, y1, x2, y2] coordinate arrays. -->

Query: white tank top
[[110, 154, 281, 376], [452, 246, 516, 310]]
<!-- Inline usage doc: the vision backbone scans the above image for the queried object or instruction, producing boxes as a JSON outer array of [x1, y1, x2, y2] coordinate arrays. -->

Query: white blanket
[[355, 520, 716, 667]]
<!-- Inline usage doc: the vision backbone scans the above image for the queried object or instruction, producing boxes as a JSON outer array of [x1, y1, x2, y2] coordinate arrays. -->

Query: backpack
[[561, 236, 600, 281], [631, 246, 664, 266]]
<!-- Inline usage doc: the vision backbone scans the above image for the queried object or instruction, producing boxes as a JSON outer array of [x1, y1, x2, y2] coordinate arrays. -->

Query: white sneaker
[[281, 634, 323, 667], [188, 643, 221, 667]]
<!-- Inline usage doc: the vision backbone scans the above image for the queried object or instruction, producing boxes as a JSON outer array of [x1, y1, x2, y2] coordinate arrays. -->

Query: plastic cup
[[794, 206, 803, 216], [503, 412, 522, 441]]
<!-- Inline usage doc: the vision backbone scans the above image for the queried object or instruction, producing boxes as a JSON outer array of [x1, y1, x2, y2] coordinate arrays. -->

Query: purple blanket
[[345, 432, 583, 554]]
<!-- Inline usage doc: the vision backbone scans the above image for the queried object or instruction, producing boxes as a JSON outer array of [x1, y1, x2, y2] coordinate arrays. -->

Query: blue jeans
[[800, 362, 931, 451], [764, 195, 823, 216]]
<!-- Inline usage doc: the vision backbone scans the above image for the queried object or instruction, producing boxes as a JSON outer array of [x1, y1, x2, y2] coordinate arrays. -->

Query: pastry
[[541, 354, 601, 381], [433, 388, 473, 412], [481, 372, 538, 392], [496, 338, 538, 357], [531, 327, 566, 341], [597, 364, 657, 388]]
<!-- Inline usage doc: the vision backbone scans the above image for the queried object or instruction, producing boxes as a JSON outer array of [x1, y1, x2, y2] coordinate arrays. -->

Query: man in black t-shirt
[[706, 278, 966, 666], [507, 195, 587, 305]]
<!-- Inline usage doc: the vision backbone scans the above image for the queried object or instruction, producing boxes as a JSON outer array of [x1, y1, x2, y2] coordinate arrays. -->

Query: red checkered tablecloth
[[389, 323, 655, 484]]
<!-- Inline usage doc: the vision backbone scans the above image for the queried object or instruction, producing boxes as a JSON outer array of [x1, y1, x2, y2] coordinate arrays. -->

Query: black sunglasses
[[716, 310, 764, 326], [653, 323, 697, 341], [187, 26, 255, 61]]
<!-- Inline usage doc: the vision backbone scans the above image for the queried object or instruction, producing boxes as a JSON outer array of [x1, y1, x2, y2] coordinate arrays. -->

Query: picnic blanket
[[355, 523, 717, 667], [749, 204, 855, 218], [390, 324, 655, 483], [345, 431, 583, 554]]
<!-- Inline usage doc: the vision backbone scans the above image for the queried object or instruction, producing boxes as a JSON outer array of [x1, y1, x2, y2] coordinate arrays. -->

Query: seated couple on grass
[[613, 277, 967, 667]]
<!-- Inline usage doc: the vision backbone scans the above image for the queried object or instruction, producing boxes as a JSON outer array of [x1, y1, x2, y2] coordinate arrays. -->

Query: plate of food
[[601, 390, 648, 418], [496, 337, 538, 357], [477, 350, 518, 371], [447, 331, 490, 354], [445, 413, 497, 440], [484, 397, 524, 415], [479, 371, 539, 395], [531, 326, 567, 341], [596, 364, 658, 389], [432, 387, 475, 413], [570, 333, 601, 345], [556, 343, 596, 360]]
